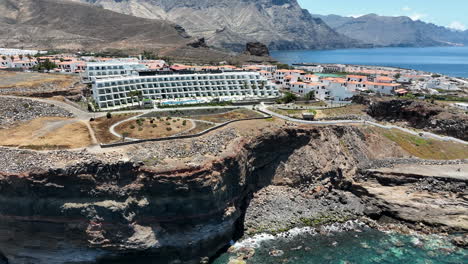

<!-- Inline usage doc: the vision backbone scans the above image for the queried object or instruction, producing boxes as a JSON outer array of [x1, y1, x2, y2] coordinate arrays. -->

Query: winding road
[[2, 94, 466, 148], [258, 103, 468, 145]]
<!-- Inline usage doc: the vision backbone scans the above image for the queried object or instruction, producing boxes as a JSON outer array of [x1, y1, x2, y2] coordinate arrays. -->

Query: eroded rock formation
[[353, 96, 468, 141]]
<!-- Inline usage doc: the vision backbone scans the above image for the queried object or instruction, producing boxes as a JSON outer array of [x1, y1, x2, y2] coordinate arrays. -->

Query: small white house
[[453, 102, 468, 111]]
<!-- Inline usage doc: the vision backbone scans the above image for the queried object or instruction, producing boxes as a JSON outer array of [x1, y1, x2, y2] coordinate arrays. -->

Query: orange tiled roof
[[365, 82, 400, 87], [347, 75, 367, 79]]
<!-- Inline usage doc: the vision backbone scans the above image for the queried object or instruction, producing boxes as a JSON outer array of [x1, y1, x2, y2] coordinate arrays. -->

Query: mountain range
[[0, 0, 191, 50], [0, 0, 467, 57], [69, 0, 355, 51], [313, 13, 468, 47]]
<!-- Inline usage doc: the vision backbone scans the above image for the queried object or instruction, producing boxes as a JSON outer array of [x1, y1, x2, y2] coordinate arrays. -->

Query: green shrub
[[106, 112, 112, 119], [166, 127, 172, 131], [130, 125, 135, 129]]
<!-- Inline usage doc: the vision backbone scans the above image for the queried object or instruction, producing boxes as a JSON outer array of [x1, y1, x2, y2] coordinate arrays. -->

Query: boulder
[[187, 38, 208, 48], [244, 42, 270, 56]]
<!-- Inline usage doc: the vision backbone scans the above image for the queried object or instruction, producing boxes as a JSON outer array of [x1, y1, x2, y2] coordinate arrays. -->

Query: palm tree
[[1, 56, 6, 61], [18, 54, 23, 60]]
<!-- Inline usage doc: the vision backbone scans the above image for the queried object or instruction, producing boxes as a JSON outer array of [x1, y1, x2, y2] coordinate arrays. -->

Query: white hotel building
[[92, 72, 279, 110], [84, 61, 147, 81]]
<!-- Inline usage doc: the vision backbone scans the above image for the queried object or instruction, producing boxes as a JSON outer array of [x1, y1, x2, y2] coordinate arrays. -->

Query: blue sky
[[298, 0, 467, 30]]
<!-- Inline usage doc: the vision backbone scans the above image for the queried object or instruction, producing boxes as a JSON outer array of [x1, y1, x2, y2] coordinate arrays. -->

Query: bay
[[271, 47, 468, 78]]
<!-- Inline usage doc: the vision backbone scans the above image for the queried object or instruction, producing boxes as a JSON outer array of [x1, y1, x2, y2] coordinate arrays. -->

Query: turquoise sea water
[[271, 47, 468, 78], [213, 227, 467, 264]]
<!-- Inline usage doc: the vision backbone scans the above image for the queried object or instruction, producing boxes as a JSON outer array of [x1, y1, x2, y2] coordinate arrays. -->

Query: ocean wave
[[233, 220, 368, 249]]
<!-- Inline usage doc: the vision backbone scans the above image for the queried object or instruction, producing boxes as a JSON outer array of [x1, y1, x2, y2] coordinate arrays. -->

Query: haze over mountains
[[314, 13, 468, 47]]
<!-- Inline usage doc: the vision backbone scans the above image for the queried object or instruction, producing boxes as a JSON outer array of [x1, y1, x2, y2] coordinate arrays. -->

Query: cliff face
[[70, 0, 357, 51], [0, 126, 380, 263], [362, 97, 468, 141], [0, 125, 465, 263]]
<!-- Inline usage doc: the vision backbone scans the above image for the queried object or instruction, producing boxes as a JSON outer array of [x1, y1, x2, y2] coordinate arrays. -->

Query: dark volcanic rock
[[354, 96, 468, 141], [244, 42, 270, 56], [187, 38, 209, 48]]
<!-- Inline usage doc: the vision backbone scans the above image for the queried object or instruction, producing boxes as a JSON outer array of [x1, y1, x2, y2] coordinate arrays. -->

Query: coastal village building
[[290, 82, 330, 100], [242, 64, 278, 72], [92, 71, 279, 110], [274, 69, 305, 87], [259, 70, 273, 80], [364, 82, 401, 94], [58, 61, 86, 73], [0, 56, 38, 69], [453, 102, 468, 111], [293, 64, 324, 73]]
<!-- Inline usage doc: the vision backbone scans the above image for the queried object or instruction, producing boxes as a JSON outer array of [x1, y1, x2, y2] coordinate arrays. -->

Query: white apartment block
[[0, 48, 46, 56], [92, 72, 279, 110], [242, 64, 278, 72], [84, 61, 147, 80], [294, 65, 324, 73]]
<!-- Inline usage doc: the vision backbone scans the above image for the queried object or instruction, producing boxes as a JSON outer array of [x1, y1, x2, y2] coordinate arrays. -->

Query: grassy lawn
[[374, 127, 468, 160]]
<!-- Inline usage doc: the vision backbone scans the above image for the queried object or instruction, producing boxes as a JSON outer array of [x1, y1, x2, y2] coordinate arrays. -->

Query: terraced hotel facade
[[92, 72, 279, 110]]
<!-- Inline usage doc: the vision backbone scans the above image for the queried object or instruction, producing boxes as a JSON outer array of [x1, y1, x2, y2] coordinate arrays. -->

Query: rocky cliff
[[69, 0, 358, 51], [0, 125, 466, 263], [355, 96, 468, 141]]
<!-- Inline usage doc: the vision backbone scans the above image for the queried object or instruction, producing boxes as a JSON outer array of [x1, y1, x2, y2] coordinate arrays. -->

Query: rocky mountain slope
[[0, 0, 191, 50], [314, 13, 468, 47], [69, 0, 357, 51]]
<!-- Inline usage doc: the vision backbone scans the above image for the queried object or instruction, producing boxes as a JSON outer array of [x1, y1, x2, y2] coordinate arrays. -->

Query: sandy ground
[[0, 117, 92, 149], [0, 71, 75, 89], [370, 164, 468, 180]]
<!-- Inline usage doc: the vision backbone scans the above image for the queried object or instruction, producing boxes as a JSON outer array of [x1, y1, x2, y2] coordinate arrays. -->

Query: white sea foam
[[233, 220, 367, 249]]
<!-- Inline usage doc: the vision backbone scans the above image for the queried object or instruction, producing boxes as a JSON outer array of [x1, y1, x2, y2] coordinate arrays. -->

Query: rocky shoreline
[[0, 125, 466, 263]]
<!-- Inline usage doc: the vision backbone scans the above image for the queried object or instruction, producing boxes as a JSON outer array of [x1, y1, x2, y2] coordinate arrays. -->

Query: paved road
[[259, 103, 468, 145]]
